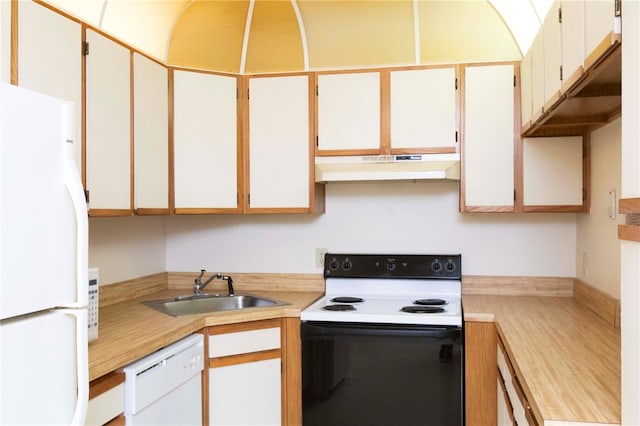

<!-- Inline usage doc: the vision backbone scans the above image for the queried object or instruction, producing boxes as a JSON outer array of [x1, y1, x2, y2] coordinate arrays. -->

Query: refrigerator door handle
[[60, 308, 89, 425], [62, 102, 88, 308]]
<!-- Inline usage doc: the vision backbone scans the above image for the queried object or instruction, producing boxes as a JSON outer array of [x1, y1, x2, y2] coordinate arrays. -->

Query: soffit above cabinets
[[42, 0, 552, 73]]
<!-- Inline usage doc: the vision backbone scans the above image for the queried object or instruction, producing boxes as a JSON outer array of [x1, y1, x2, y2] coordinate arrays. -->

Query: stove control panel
[[324, 253, 461, 279]]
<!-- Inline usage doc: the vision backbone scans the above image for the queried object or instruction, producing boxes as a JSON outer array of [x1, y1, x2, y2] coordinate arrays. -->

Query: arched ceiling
[[43, 0, 554, 74]]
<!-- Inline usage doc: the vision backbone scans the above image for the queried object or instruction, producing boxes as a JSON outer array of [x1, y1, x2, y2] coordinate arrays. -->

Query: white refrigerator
[[0, 83, 89, 424]]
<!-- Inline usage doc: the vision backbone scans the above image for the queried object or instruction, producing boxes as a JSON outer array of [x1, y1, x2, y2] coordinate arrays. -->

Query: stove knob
[[431, 259, 443, 273], [386, 259, 396, 271], [445, 259, 457, 272], [329, 258, 340, 270], [342, 258, 352, 271]]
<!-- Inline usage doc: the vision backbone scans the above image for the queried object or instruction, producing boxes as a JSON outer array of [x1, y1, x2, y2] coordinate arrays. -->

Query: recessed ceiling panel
[[101, 0, 188, 61], [42, 0, 105, 26], [168, 1, 249, 73], [298, 0, 415, 69], [245, 1, 305, 74], [419, 1, 521, 64]]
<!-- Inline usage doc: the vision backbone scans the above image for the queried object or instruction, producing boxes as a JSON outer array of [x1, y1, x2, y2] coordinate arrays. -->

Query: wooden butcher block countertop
[[88, 286, 322, 381], [464, 295, 621, 425]]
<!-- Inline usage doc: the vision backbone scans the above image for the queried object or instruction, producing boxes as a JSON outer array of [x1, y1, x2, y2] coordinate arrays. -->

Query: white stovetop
[[300, 278, 462, 326]]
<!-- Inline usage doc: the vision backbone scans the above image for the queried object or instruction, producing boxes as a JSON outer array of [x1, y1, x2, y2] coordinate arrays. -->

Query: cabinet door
[[520, 50, 533, 127], [133, 53, 169, 214], [248, 75, 311, 210], [317, 72, 380, 152], [530, 31, 545, 120], [85, 29, 131, 214], [523, 136, 584, 210], [561, 0, 585, 87], [18, 1, 82, 170], [543, 1, 562, 102], [585, 0, 617, 57], [389, 67, 457, 151], [462, 64, 516, 211], [173, 70, 239, 212], [209, 358, 281, 426]]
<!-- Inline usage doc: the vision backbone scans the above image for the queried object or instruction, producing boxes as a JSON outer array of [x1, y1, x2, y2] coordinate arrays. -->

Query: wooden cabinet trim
[[88, 209, 133, 217], [465, 321, 497, 425], [209, 348, 280, 368], [618, 198, 640, 242], [282, 317, 302, 426], [619, 224, 640, 243], [207, 318, 281, 335], [619, 197, 640, 213], [174, 207, 242, 215], [134, 208, 170, 216]]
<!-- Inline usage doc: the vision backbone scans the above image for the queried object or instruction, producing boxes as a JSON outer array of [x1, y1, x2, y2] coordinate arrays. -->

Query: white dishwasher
[[123, 334, 204, 425]]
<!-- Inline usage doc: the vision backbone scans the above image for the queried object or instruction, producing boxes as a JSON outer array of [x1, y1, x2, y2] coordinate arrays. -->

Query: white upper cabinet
[[530, 30, 545, 121], [389, 67, 457, 151], [560, 0, 585, 86], [523, 136, 583, 208], [462, 64, 515, 211], [317, 72, 380, 152], [85, 29, 131, 214], [133, 53, 168, 213], [173, 70, 238, 212], [520, 50, 533, 127], [543, 1, 562, 102], [18, 1, 82, 171], [248, 75, 311, 210], [584, 0, 619, 57]]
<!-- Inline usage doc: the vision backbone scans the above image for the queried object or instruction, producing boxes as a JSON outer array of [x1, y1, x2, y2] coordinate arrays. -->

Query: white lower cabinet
[[522, 136, 584, 210], [86, 372, 125, 425], [209, 359, 281, 426], [207, 321, 282, 426]]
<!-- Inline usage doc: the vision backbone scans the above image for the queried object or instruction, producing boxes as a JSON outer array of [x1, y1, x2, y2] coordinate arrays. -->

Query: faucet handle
[[195, 269, 206, 285]]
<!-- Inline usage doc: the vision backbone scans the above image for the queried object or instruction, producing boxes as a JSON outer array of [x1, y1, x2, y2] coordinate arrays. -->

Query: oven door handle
[[301, 321, 462, 340]]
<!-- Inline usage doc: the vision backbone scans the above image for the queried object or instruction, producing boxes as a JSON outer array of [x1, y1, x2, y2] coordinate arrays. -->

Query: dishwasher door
[[124, 334, 204, 425]]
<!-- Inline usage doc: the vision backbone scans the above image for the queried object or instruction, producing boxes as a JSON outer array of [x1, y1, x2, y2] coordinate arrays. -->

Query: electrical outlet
[[316, 248, 328, 268]]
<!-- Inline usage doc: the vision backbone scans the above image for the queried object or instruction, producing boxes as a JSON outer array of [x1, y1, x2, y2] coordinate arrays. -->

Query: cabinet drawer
[[209, 327, 281, 358], [87, 373, 125, 426], [497, 339, 538, 426]]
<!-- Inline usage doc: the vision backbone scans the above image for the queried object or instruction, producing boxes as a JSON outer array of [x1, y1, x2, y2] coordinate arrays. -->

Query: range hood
[[315, 153, 460, 183]]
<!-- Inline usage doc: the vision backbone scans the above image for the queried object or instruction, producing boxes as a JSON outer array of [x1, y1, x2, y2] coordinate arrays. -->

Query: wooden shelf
[[522, 34, 621, 138], [619, 198, 640, 242]]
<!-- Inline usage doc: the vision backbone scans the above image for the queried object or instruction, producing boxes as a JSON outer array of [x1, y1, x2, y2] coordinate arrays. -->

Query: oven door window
[[301, 322, 463, 426]]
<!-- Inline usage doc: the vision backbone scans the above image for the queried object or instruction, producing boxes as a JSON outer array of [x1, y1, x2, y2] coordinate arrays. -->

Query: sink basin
[[142, 294, 290, 317]]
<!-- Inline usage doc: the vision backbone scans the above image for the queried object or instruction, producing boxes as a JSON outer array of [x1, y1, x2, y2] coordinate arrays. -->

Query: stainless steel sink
[[142, 294, 289, 317]]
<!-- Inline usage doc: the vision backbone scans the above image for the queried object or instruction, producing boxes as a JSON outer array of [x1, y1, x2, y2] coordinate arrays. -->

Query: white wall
[[0, 0, 11, 83], [621, 1, 640, 422], [166, 181, 577, 277], [576, 119, 622, 298], [89, 216, 166, 284]]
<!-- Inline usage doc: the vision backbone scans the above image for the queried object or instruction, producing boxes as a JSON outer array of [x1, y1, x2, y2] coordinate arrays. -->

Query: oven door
[[301, 321, 464, 426]]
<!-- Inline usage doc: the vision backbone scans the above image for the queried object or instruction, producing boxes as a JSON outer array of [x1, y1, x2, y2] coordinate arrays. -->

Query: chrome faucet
[[194, 270, 234, 296]]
